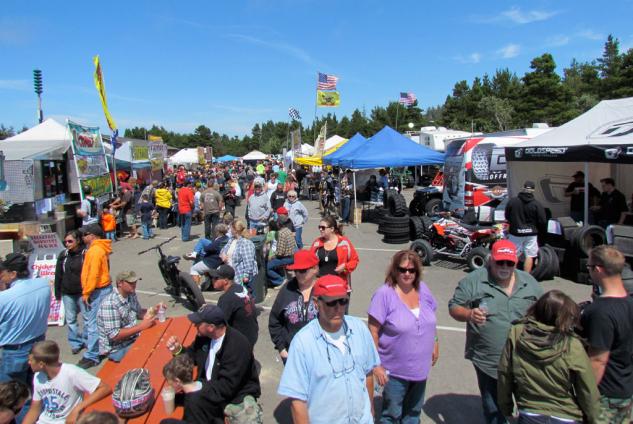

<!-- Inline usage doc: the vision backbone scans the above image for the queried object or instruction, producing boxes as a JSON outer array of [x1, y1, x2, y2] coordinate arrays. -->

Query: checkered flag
[[288, 107, 302, 121]]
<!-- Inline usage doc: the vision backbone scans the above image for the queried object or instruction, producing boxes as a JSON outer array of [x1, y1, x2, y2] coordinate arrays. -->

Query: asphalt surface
[[45, 189, 593, 423]]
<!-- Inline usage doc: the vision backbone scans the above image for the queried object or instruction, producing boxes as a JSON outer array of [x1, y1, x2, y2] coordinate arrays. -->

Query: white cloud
[[497, 44, 520, 58], [0, 80, 30, 91], [578, 30, 605, 41], [225, 33, 320, 67], [546, 35, 571, 47], [475, 7, 559, 25], [455, 52, 482, 64]]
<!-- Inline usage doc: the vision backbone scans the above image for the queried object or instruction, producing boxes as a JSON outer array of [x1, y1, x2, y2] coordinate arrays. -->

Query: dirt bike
[[138, 236, 205, 311]]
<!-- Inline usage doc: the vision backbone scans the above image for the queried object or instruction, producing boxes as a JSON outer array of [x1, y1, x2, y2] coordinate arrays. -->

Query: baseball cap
[[116, 271, 141, 283], [286, 250, 319, 270], [0, 253, 29, 273], [523, 181, 536, 191], [572, 171, 584, 178], [491, 240, 518, 264], [313, 275, 349, 301], [208, 264, 235, 280], [276, 206, 288, 215], [80, 223, 105, 238], [188, 304, 226, 325]]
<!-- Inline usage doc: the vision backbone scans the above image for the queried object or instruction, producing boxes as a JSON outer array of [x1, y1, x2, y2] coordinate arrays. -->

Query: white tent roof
[[0, 118, 70, 160], [168, 148, 199, 165], [242, 150, 268, 160], [324, 135, 345, 151]]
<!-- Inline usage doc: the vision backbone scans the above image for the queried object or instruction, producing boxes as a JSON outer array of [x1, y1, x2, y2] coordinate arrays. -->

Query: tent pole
[[353, 171, 358, 228], [584, 161, 589, 225]]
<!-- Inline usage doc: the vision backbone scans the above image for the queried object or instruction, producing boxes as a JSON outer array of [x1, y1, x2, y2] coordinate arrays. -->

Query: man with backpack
[[201, 184, 224, 240], [77, 186, 99, 226]]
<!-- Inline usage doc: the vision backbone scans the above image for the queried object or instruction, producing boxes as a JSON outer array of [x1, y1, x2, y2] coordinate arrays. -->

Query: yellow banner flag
[[148, 135, 163, 142], [316, 90, 340, 107], [93, 55, 117, 131]]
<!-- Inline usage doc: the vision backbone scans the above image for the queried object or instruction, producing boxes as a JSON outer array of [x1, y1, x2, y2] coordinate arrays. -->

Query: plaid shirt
[[275, 227, 297, 258], [221, 237, 258, 281], [97, 290, 141, 355]]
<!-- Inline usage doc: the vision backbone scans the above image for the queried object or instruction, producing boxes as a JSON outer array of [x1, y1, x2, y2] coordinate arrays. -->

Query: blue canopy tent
[[215, 154, 239, 162], [338, 126, 444, 169], [323, 133, 367, 166]]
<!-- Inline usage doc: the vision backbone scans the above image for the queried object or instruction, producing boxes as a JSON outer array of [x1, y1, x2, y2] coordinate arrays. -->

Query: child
[[139, 194, 155, 240], [23, 341, 111, 424], [223, 188, 237, 218], [101, 207, 116, 241], [162, 355, 201, 418]]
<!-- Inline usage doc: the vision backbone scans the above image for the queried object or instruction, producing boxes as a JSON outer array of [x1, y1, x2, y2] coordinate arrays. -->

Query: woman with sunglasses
[[309, 215, 359, 284], [220, 219, 258, 298], [368, 250, 438, 424], [54, 230, 87, 355], [497, 290, 599, 424]]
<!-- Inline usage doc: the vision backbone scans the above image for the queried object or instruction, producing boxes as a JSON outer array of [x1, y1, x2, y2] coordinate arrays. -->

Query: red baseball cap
[[277, 206, 289, 215], [286, 250, 319, 270], [491, 240, 518, 263], [313, 275, 349, 301]]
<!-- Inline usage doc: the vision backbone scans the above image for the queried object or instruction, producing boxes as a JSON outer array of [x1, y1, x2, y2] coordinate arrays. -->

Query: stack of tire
[[530, 245, 560, 282], [378, 189, 410, 244], [555, 217, 607, 284]]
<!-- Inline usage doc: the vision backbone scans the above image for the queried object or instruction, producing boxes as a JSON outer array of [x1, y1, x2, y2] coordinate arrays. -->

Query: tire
[[383, 189, 398, 209], [466, 247, 490, 271], [425, 198, 442, 216], [380, 227, 410, 237], [375, 207, 390, 225], [531, 247, 553, 282], [410, 239, 434, 265], [572, 225, 606, 257], [409, 216, 425, 241], [542, 245, 560, 277], [409, 198, 425, 216], [381, 214, 410, 226], [389, 193, 408, 217], [178, 271, 205, 310], [382, 235, 412, 245], [405, 175, 415, 188]]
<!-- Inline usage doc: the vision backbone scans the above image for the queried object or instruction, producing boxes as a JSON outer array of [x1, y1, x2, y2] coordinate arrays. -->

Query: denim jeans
[[62, 294, 85, 351], [106, 231, 116, 241], [193, 238, 213, 258], [108, 343, 132, 363], [341, 197, 351, 223], [204, 212, 220, 239], [83, 285, 113, 362], [141, 222, 152, 239], [158, 206, 170, 229], [380, 376, 427, 424], [295, 226, 303, 249], [266, 256, 294, 286], [180, 212, 192, 241], [474, 366, 508, 424], [518, 413, 578, 424], [0, 334, 45, 384]]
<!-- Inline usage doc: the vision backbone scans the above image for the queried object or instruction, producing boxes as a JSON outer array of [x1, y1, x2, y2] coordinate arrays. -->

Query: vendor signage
[[148, 142, 167, 158], [507, 145, 633, 164], [75, 154, 108, 177], [205, 146, 213, 162], [68, 121, 104, 156], [80, 174, 113, 198], [28, 233, 65, 326], [291, 129, 302, 153], [29, 233, 64, 251], [132, 144, 149, 161], [197, 147, 206, 165]]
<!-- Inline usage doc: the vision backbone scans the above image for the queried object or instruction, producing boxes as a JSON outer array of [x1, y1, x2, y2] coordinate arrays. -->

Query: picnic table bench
[[85, 316, 197, 423]]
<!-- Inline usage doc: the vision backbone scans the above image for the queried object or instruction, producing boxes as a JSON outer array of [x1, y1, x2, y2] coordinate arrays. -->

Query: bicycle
[[138, 236, 205, 311]]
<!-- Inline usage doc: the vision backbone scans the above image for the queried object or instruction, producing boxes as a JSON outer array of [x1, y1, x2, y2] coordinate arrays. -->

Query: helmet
[[112, 368, 155, 418]]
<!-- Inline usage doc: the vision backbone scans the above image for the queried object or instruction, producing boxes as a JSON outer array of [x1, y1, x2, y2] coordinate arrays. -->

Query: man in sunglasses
[[449, 240, 542, 424], [278, 275, 380, 423]]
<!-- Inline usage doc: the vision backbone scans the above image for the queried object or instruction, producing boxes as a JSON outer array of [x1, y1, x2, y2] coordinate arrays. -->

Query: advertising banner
[[74, 154, 109, 177], [68, 121, 104, 156], [197, 147, 206, 165], [291, 129, 302, 153], [80, 174, 113, 198], [316, 90, 340, 107], [28, 233, 65, 326], [205, 146, 213, 162], [132, 143, 149, 161]]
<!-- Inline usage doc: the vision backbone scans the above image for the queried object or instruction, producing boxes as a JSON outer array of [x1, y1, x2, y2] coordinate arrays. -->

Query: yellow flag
[[93, 55, 117, 131], [316, 90, 340, 107], [148, 135, 163, 142]]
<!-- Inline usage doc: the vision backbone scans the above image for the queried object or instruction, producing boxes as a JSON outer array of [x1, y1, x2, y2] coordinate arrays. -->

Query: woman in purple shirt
[[368, 250, 439, 424]]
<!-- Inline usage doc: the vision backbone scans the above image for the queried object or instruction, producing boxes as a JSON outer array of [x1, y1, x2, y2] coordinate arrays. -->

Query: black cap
[[572, 171, 584, 178], [80, 223, 105, 238], [187, 304, 226, 325], [208, 265, 235, 280], [0, 253, 29, 273], [523, 181, 536, 190]]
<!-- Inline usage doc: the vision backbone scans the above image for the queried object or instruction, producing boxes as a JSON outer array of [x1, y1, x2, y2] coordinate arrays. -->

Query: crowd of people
[[1, 158, 633, 424]]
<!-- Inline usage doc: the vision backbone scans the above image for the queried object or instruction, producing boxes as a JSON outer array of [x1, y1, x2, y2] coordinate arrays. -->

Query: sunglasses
[[495, 260, 516, 267], [322, 298, 349, 307], [397, 266, 416, 274], [318, 225, 330, 230], [288, 195, 296, 198], [295, 269, 309, 274]]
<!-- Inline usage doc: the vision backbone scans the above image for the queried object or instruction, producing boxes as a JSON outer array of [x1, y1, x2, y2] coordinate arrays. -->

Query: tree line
[[2, 35, 631, 156]]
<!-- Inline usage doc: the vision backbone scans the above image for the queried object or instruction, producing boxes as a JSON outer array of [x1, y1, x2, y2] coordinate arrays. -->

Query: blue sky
[[1, 0, 631, 137]]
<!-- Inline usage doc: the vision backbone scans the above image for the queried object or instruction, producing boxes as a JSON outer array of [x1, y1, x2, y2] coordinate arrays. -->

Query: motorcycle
[[138, 236, 205, 311], [411, 215, 505, 271]]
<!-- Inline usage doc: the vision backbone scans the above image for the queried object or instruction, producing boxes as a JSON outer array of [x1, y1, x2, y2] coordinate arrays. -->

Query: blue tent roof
[[323, 133, 367, 166], [338, 126, 444, 169], [215, 154, 239, 162]]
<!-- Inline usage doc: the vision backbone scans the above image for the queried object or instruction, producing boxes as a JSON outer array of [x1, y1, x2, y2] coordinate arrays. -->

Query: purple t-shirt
[[368, 282, 437, 381]]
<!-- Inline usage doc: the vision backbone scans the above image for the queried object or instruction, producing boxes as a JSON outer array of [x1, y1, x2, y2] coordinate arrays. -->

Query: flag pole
[[395, 99, 400, 132]]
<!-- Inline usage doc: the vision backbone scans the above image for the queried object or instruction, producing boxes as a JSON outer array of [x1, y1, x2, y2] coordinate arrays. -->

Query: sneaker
[[182, 253, 196, 261], [77, 357, 100, 369], [71, 345, 85, 355]]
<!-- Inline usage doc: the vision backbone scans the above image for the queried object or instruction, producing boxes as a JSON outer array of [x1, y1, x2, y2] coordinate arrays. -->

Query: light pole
[[33, 69, 43, 123]]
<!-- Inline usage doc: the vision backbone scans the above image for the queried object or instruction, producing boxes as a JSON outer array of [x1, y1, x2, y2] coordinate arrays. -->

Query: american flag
[[399, 92, 417, 106], [288, 107, 302, 120], [317, 72, 339, 90]]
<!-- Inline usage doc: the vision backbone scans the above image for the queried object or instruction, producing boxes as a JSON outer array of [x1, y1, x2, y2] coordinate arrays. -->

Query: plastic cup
[[161, 386, 175, 414]]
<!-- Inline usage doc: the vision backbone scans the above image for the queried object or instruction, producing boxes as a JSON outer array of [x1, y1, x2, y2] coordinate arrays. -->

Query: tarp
[[506, 97, 633, 219], [168, 148, 199, 165], [215, 155, 239, 162], [294, 138, 348, 166], [337, 126, 445, 169], [0, 118, 70, 160], [242, 150, 268, 161], [323, 133, 367, 165]]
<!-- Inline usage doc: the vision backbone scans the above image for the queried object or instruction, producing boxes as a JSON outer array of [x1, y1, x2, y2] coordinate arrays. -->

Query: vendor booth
[[168, 148, 200, 166], [323, 133, 367, 166], [242, 150, 268, 161], [294, 137, 348, 167], [215, 154, 239, 162]]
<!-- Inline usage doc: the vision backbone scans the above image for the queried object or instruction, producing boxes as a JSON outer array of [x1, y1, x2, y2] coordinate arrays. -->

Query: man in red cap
[[278, 275, 380, 423], [266, 208, 297, 287], [449, 239, 542, 424]]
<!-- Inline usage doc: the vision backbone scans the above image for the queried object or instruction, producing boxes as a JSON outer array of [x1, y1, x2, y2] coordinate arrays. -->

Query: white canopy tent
[[323, 135, 346, 151], [506, 97, 633, 221], [242, 150, 268, 161], [168, 148, 199, 166], [0, 118, 70, 160]]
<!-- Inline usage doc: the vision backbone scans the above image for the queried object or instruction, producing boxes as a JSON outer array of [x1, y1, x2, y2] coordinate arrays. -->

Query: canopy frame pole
[[353, 171, 358, 228], [584, 161, 589, 225]]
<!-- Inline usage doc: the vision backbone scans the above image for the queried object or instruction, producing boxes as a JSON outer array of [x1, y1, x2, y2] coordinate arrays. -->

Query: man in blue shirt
[[278, 275, 380, 424], [0, 253, 51, 384]]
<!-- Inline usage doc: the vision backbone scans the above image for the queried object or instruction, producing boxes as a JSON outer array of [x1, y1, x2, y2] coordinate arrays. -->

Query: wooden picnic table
[[85, 316, 197, 423]]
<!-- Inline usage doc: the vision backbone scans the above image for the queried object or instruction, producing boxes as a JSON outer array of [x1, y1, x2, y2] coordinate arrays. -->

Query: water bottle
[[157, 304, 166, 323]]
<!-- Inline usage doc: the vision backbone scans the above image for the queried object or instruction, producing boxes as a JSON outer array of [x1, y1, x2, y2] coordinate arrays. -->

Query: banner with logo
[[197, 147, 206, 165], [291, 129, 302, 153], [74, 154, 109, 178], [205, 146, 213, 162], [315, 124, 327, 156], [93, 55, 117, 132], [316, 90, 340, 107], [80, 174, 113, 198], [132, 143, 149, 161], [507, 144, 633, 164], [69, 121, 105, 156], [148, 135, 163, 142], [148, 141, 166, 172]]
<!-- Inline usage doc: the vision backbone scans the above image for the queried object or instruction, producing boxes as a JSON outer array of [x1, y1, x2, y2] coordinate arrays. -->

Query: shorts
[[190, 261, 212, 277], [508, 234, 538, 258], [125, 213, 137, 226]]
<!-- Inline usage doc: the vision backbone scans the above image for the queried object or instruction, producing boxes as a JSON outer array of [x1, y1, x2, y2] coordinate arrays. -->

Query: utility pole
[[33, 69, 43, 123]]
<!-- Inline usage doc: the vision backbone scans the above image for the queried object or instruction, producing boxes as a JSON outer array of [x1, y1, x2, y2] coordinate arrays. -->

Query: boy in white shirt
[[23, 341, 111, 424]]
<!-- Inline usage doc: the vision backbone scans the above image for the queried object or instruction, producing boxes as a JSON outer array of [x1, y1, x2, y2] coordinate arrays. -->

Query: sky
[[1, 0, 632, 137]]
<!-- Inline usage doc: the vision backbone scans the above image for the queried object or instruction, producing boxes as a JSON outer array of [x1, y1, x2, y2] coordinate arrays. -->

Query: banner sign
[[291, 129, 302, 153], [69, 121, 105, 156], [507, 144, 633, 164], [315, 124, 327, 156], [317, 90, 340, 107], [147, 135, 163, 142], [28, 233, 65, 326], [75, 154, 109, 177], [197, 147, 206, 165], [80, 174, 113, 198], [132, 144, 149, 161], [205, 147, 213, 162], [93, 55, 117, 131], [148, 142, 167, 157]]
